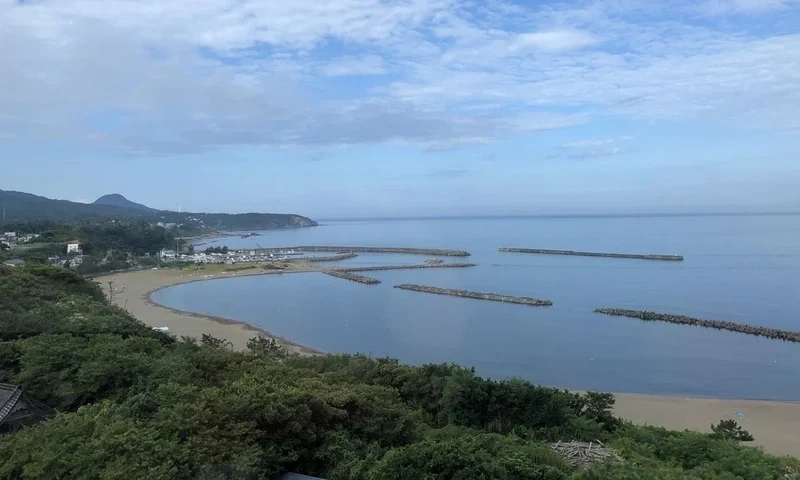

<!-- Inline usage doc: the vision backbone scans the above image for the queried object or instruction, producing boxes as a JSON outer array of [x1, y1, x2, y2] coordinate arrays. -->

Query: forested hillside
[[0, 189, 317, 230], [1, 266, 798, 479]]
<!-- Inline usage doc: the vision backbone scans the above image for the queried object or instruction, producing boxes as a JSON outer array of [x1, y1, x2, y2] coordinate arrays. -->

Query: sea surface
[[152, 214, 800, 400]]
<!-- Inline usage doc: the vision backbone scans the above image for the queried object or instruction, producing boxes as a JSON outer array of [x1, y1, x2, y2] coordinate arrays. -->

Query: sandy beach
[[96, 264, 323, 355], [96, 267, 800, 457]]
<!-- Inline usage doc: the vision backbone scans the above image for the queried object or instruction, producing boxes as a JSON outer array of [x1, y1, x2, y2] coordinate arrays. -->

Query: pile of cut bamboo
[[550, 440, 623, 468]]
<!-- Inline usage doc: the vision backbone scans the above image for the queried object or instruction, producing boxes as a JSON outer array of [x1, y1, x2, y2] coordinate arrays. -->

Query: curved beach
[[96, 265, 323, 355], [96, 267, 800, 456]]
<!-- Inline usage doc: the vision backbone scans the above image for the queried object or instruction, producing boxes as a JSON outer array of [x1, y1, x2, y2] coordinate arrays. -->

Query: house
[[0, 383, 56, 434], [69, 255, 86, 268], [66, 241, 82, 254], [160, 249, 177, 260], [3, 232, 16, 239], [2, 259, 25, 267]]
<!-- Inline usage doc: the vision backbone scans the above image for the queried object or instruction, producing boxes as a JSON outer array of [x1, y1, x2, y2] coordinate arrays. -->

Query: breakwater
[[342, 263, 475, 272], [394, 284, 552, 306], [258, 246, 470, 257], [323, 270, 381, 285], [297, 252, 358, 262], [594, 308, 800, 343], [499, 247, 683, 261]]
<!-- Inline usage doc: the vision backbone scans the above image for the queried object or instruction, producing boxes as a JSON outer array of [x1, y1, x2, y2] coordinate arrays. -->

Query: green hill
[[0, 189, 317, 230], [93, 193, 155, 212]]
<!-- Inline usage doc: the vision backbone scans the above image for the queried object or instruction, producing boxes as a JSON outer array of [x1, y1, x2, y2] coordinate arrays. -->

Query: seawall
[[258, 246, 471, 257], [323, 270, 381, 285], [499, 247, 683, 261], [394, 284, 552, 306], [298, 252, 359, 262], [342, 263, 475, 272], [594, 308, 800, 343]]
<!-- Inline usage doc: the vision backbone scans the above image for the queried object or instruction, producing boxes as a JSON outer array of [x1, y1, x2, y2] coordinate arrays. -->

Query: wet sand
[[95, 267, 800, 457]]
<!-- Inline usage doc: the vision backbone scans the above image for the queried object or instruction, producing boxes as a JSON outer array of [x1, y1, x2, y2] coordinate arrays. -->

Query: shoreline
[[95, 267, 800, 456], [97, 264, 324, 355]]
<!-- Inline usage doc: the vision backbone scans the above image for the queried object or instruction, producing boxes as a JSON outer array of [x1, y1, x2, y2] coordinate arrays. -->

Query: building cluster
[[45, 255, 87, 268], [1, 231, 40, 247], [159, 248, 296, 264]]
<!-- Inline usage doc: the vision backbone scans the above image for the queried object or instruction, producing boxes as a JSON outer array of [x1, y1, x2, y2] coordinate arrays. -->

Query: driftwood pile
[[550, 440, 623, 468]]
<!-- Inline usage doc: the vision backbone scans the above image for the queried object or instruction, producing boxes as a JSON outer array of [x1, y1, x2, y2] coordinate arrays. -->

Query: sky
[[1, 0, 799, 218]]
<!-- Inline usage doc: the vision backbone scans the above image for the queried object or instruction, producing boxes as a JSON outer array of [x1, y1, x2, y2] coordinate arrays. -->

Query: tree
[[246, 336, 288, 359], [711, 419, 755, 442]]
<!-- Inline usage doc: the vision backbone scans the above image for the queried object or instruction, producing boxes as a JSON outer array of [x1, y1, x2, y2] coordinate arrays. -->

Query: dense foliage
[[1, 265, 798, 479], [0, 222, 178, 274]]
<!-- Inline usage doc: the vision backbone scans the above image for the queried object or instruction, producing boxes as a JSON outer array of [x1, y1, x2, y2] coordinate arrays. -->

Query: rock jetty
[[298, 252, 358, 262], [259, 246, 470, 257], [594, 308, 800, 343], [394, 284, 552, 306], [323, 270, 381, 285], [342, 263, 475, 273], [499, 248, 683, 261]]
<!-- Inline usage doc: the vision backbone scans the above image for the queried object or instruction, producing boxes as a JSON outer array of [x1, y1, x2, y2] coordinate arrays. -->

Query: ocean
[[151, 214, 800, 400]]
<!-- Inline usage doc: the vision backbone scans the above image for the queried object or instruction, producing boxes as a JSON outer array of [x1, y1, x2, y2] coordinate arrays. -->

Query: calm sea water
[[153, 215, 800, 400]]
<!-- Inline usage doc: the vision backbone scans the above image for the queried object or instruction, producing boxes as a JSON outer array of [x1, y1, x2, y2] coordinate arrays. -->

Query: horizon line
[[316, 211, 800, 222]]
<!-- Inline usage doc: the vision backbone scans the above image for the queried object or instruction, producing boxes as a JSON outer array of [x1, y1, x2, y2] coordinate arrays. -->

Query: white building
[[69, 255, 86, 268], [66, 241, 82, 254], [160, 249, 177, 260]]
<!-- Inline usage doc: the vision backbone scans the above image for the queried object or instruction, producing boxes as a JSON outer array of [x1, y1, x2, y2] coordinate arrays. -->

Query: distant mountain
[[93, 194, 154, 212], [0, 189, 317, 230]]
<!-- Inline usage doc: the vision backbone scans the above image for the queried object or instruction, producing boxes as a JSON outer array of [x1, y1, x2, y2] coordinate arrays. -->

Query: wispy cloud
[[0, 0, 798, 154], [428, 169, 469, 179], [556, 136, 638, 159]]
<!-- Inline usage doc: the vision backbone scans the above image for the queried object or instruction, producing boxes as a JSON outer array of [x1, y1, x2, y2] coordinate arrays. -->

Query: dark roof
[[278, 474, 327, 480], [2, 259, 25, 265], [0, 384, 23, 423]]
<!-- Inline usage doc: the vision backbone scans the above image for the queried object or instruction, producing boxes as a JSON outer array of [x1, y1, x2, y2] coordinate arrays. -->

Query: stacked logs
[[595, 308, 800, 343], [550, 441, 623, 468], [394, 284, 552, 306]]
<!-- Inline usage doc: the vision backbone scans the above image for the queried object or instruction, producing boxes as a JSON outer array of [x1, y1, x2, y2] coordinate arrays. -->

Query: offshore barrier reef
[[594, 308, 800, 343], [323, 270, 381, 285], [342, 263, 475, 272], [499, 247, 683, 261], [394, 284, 552, 306], [258, 246, 471, 257]]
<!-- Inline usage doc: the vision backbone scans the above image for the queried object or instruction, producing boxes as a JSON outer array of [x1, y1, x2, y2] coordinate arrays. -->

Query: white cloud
[[511, 30, 599, 52], [0, 0, 798, 154], [317, 55, 388, 77], [696, 0, 796, 15], [557, 136, 637, 159]]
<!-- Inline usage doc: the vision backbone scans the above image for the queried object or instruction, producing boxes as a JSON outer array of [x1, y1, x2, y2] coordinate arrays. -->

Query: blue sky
[[1, 0, 799, 218]]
